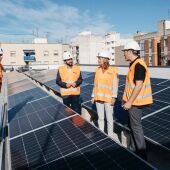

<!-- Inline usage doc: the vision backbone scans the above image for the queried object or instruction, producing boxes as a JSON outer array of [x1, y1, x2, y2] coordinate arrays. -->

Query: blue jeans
[[62, 95, 80, 114]]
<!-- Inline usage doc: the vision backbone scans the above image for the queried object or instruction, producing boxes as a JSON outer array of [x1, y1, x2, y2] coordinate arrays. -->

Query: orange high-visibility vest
[[123, 58, 153, 106], [59, 65, 80, 96], [0, 64, 2, 83], [93, 66, 119, 103]]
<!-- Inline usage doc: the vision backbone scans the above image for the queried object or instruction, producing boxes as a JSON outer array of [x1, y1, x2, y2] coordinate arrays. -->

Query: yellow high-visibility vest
[[59, 65, 80, 96], [123, 58, 153, 106], [94, 66, 119, 103], [0, 64, 2, 83]]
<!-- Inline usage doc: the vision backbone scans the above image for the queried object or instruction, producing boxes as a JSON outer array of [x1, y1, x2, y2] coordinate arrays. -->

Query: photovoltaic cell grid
[[8, 96, 76, 138], [7, 71, 27, 84], [8, 87, 49, 109], [150, 78, 169, 85], [10, 115, 155, 170], [142, 107, 170, 151], [153, 87, 170, 104], [8, 79, 31, 89], [8, 80, 37, 96], [80, 84, 94, 103]]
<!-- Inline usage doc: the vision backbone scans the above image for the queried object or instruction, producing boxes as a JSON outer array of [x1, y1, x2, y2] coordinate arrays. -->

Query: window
[[140, 42, 144, 51], [164, 38, 168, 47], [10, 51, 16, 57], [11, 62, 16, 64], [43, 50, 49, 57], [149, 40, 152, 49], [54, 61, 59, 64], [54, 50, 58, 57]]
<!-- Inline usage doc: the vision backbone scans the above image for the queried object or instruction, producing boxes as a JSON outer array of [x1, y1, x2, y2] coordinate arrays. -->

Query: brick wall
[[168, 35, 170, 65], [160, 36, 164, 65], [144, 40, 149, 65], [152, 38, 158, 66]]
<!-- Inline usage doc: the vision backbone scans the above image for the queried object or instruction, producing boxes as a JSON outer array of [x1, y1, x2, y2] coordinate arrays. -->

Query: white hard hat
[[123, 41, 140, 51], [97, 50, 111, 59], [63, 52, 73, 60], [0, 48, 3, 55]]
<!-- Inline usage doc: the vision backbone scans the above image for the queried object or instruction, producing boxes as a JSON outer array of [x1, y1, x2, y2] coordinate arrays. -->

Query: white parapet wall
[[80, 65, 170, 79]]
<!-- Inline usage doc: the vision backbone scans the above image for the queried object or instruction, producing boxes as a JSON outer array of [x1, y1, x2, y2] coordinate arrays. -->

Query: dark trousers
[[62, 95, 80, 114], [128, 106, 147, 160]]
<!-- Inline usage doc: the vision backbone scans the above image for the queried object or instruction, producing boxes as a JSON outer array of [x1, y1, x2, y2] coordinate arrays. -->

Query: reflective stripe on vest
[[60, 87, 80, 95], [59, 65, 80, 96], [94, 66, 118, 103], [123, 58, 153, 106], [123, 91, 152, 99]]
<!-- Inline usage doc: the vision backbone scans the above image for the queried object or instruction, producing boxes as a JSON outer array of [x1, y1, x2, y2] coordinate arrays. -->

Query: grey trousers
[[96, 102, 114, 137], [128, 106, 147, 159]]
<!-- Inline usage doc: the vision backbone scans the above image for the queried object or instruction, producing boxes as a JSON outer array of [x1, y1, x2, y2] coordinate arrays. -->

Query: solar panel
[[8, 81, 37, 95], [152, 84, 169, 94], [83, 74, 95, 84], [9, 96, 76, 138], [10, 115, 155, 170], [153, 87, 170, 103], [150, 78, 168, 85], [81, 71, 94, 79], [80, 84, 94, 103], [7, 71, 27, 84], [8, 87, 49, 109], [44, 79, 56, 87], [8, 79, 31, 89], [49, 85, 60, 93], [142, 106, 170, 150]]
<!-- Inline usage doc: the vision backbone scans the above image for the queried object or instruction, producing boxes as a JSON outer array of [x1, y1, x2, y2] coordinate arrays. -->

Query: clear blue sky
[[0, 0, 170, 42]]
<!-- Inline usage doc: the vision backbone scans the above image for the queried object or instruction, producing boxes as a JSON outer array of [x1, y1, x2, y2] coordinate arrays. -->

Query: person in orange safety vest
[[122, 40, 153, 160], [56, 52, 82, 114], [91, 50, 119, 141], [0, 48, 3, 92]]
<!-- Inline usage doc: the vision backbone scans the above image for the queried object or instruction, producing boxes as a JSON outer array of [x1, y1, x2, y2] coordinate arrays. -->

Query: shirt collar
[[129, 57, 140, 67]]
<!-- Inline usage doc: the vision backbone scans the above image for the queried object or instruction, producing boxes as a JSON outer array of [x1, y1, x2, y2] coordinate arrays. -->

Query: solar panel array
[[7, 71, 155, 170], [80, 72, 170, 151], [23, 70, 170, 151], [10, 116, 154, 170]]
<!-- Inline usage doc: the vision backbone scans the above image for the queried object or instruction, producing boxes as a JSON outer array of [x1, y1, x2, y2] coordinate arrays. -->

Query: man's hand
[[71, 83, 76, 88], [66, 83, 72, 88], [111, 98, 116, 106], [91, 97, 95, 104], [122, 101, 132, 110]]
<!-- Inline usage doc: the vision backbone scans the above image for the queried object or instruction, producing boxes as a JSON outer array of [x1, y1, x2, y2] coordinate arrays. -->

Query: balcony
[[24, 55, 36, 61]]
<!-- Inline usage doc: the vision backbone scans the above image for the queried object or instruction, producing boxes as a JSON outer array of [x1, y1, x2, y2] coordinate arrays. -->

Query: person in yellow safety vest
[[91, 50, 119, 141], [122, 40, 153, 160], [56, 52, 82, 114], [0, 48, 3, 92]]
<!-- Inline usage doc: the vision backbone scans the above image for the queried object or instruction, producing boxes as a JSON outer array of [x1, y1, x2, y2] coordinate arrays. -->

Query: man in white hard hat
[[0, 48, 3, 92], [122, 41, 153, 160], [91, 50, 119, 141], [56, 52, 82, 114]]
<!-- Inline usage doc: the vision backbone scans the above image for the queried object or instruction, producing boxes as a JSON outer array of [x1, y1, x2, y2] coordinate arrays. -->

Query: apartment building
[[71, 32, 105, 65], [0, 38, 70, 70], [71, 32, 132, 65], [134, 20, 170, 66]]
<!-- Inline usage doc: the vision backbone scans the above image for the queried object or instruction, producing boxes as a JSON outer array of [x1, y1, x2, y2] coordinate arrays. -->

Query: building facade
[[71, 32, 132, 65], [134, 20, 170, 66], [0, 38, 70, 70], [71, 32, 105, 65]]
